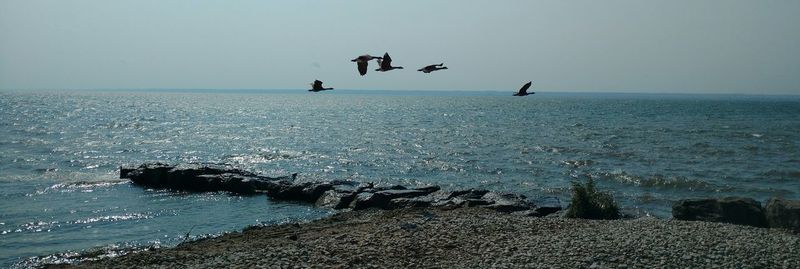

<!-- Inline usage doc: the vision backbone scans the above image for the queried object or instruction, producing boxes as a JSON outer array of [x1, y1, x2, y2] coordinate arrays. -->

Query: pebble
[[55, 207, 800, 268]]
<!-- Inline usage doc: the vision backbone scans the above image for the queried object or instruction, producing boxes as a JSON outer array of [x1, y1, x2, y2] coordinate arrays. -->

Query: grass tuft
[[566, 177, 620, 220]]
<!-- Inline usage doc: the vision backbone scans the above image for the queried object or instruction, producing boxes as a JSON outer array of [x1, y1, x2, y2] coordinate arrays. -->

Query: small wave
[[225, 149, 314, 164], [599, 171, 712, 190], [14, 244, 159, 269], [561, 159, 595, 168], [11, 220, 60, 234], [35, 180, 128, 195], [71, 213, 152, 225], [761, 170, 800, 180]]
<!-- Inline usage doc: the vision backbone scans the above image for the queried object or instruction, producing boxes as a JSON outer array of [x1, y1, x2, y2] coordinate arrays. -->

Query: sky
[[1, 1, 799, 94]]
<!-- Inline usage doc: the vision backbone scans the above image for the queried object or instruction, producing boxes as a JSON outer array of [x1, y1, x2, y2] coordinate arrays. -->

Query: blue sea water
[[1, 89, 799, 267]]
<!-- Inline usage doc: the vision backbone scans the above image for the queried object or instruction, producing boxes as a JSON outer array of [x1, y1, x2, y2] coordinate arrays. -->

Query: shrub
[[565, 177, 620, 219]]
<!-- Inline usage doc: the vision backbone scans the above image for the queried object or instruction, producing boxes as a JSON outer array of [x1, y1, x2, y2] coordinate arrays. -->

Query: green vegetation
[[566, 177, 620, 220]]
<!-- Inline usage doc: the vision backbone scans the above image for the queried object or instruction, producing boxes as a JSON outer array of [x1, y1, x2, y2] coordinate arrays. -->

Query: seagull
[[351, 54, 382, 76], [375, 52, 404, 72], [309, 80, 333, 92], [418, 63, 448, 73], [513, 81, 534, 96]]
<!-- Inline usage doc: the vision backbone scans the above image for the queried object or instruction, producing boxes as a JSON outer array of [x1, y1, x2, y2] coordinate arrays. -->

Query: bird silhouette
[[309, 80, 333, 92], [351, 54, 382, 76], [513, 81, 534, 96], [375, 52, 404, 72], [418, 63, 448, 73]]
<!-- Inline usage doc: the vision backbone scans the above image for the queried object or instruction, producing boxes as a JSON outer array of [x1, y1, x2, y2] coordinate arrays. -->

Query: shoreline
[[45, 207, 799, 268]]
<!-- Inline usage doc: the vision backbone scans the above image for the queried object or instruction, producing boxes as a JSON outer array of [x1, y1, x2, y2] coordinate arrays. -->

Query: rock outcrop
[[672, 197, 767, 227], [120, 163, 562, 216], [765, 198, 800, 233], [120, 163, 291, 194]]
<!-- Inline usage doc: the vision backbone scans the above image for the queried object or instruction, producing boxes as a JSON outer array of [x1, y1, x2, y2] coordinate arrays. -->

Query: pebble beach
[[48, 207, 800, 268]]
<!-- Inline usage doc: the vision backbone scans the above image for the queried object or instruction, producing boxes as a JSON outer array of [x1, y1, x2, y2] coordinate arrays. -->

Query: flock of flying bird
[[309, 52, 534, 96]]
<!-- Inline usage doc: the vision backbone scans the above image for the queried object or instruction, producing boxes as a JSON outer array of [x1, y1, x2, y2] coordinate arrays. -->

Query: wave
[[760, 170, 800, 180], [34, 179, 128, 195], [562, 159, 595, 168], [598, 171, 713, 190], [224, 149, 315, 164]]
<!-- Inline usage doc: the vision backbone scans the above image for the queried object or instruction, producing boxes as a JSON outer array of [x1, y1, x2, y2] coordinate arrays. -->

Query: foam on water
[[1, 90, 799, 267]]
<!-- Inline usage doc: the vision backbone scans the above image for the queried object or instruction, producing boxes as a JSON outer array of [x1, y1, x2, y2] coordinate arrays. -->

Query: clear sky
[[1, 1, 799, 94]]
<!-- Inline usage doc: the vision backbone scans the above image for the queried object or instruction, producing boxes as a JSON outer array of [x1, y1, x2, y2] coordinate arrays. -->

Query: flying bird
[[418, 63, 448, 73], [309, 80, 334, 92], [513, 81, 534, 96], [351, 54, 382, 76], [375, 52, 404, 72]]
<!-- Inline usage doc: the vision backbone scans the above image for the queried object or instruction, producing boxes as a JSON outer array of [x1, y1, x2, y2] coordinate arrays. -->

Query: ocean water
[[1, 90, 799, 267]]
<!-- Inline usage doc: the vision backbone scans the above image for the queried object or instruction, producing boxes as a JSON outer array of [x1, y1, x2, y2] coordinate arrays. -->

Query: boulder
[[765, 198, 800, 233], [532, 197, 563, 217], [121, 163, 290, 195], [350, 187, 440, 210], [268, 182, 335, 202], [316, 189, 358, 209], [314, 181, 370, 209], [386, 196, 434, 209], [672, 197, 766, 227], [481, 192, 535, 213]]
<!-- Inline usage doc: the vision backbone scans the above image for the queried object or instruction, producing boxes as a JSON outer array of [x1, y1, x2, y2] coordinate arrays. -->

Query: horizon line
[[1, 88, 798, 96]]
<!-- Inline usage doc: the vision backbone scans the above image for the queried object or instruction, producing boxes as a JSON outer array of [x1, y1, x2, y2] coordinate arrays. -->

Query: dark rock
[[718, 197, 766, 227], [119, 165, 137, 179], [449, 189, 490, 200], [122, 163, 290, 195], [315, 181, 376, 209], [672, 197, 766, 227], [387, 196, 434, 209], [481, 192, 535, 213], [195, 173, 262, 194], [268, 182, 335, 202], [511, 198, 563, 217], [765, 198, 800, 233], [316, 189, 358, 209], [350, 189, 429, 210], [532, 196, 563, 217], [350, 192, 381, 210]]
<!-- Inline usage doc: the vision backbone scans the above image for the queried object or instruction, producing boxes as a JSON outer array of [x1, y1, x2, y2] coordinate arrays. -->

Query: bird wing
[[518, 81, 532, 94], [381, 53, 392, 69], [357, 61, 368, 76]]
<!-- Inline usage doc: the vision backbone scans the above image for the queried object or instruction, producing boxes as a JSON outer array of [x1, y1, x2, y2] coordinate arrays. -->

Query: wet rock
[[351, 187, 439, 210], [387, 196, 434, 209], [672, 197, 766, 227], [531, 196, 563, 216], [765, 198, 800, 233], [316, 190, 356, 209], [449, 189, 490, 200], [481, 192, 535, 213], [268, 182, 335, 202], [315, 181, 378, 209], [121, 163, 290, 195]]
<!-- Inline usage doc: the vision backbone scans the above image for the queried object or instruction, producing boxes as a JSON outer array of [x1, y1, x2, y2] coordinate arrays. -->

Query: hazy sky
[[1, 1, 799, 94]]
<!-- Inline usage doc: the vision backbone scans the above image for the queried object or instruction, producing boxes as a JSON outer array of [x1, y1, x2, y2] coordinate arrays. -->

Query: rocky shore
[[35, 163, 800, 268], [49, 207, 799, 268]]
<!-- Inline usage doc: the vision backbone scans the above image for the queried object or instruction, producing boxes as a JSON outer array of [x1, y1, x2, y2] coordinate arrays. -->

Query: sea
[[1, 89, 799, 267]]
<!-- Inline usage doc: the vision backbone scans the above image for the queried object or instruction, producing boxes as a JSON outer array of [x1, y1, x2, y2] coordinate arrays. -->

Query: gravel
[[50, 207, 800, 268]]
